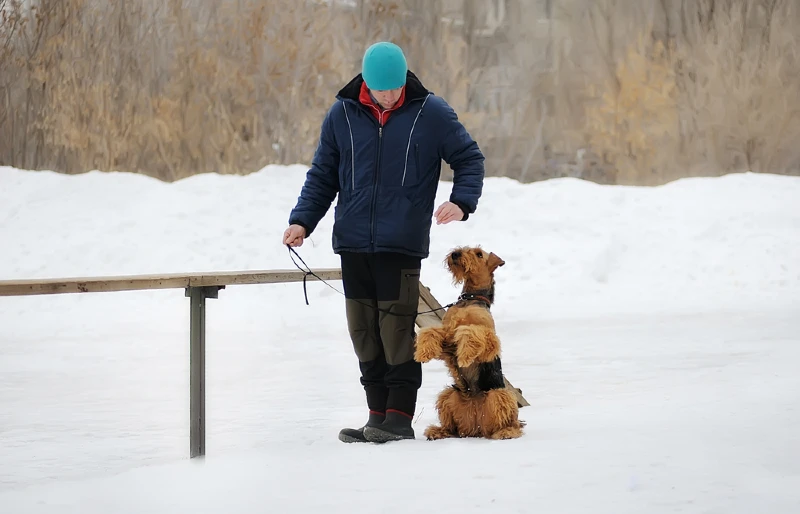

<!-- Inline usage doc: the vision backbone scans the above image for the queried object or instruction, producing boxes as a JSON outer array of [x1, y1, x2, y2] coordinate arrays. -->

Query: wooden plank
[[0, 268, 343, 297], [186, 269, 343, 287], [415, 281, 530, 408], [418, 284, 447, 322], [415, 295, 448, 329], [504, 378, 531, 407]]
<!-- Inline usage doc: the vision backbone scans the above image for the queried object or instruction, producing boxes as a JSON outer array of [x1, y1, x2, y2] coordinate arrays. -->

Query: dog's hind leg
[[453, 325, 501, 367], [482, 389, 524, 440], [487, 426, 524, 440], [414, 326, 447, 363], [424, 388, 460, 440]]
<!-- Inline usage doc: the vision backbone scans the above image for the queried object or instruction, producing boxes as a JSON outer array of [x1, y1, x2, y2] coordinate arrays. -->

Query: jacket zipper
[[350, 96, 423, 249], [370, 125, 383, 248]]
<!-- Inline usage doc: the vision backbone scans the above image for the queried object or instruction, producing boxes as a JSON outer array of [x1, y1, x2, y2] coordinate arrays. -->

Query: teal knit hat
[[362, 42, 408, 91]]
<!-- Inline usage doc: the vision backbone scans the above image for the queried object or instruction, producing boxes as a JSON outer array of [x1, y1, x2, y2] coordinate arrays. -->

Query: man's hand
[[283, 224, 307, 247], [434, 201, 464, 225]]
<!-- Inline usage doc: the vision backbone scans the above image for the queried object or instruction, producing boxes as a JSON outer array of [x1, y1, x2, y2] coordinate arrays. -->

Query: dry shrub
[[29, 0, 357, 180], [673, 0, 800, 177], [1, 0, 799, 185], [0, 0, 468, 181], [584, 34, 679, 185], [555, 0, 800, 184]]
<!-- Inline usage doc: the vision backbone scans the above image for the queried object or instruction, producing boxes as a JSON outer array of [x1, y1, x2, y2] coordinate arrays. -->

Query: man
[[282, 41, 485, 443]]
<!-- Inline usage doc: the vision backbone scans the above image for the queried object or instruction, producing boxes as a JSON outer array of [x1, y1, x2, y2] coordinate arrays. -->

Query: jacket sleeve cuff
[[289, 219, 313, 237], [450, 199, 471, 221]]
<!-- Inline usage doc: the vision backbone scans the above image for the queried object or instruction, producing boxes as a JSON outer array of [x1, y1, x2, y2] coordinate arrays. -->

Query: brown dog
[[414, 246, 524, 440]]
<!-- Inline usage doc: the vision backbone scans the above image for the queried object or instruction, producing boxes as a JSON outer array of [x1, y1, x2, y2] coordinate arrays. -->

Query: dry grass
[[584, 35, 679, 185], [1, 0, 799, 185], [1, 0, 362, 180], [672, 0, 800, 179]]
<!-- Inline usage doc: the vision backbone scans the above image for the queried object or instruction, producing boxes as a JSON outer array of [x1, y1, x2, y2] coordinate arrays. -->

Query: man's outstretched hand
[[434, 201, 464, 225], [283, 224, 306, 247]]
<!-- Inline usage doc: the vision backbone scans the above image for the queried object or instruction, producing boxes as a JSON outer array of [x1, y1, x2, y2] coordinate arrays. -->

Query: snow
[[1, 164, 799, 513]]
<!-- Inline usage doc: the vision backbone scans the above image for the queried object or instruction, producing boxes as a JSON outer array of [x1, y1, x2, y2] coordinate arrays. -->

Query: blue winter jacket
[[288, 71, 485, 259]]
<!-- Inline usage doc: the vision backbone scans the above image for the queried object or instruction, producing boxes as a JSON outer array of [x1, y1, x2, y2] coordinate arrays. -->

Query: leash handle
[[287, 244, 311, 305]]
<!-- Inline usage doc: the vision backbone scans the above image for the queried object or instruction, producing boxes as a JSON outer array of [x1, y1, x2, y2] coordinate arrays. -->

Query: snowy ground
[[0, 165, 799, 513]]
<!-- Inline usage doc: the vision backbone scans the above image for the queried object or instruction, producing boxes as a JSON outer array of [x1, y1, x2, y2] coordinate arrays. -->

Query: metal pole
[[186, 285, 222, 458]]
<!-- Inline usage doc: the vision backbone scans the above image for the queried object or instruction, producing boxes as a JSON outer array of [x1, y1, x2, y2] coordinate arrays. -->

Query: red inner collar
[[358, 81, 406, 126]]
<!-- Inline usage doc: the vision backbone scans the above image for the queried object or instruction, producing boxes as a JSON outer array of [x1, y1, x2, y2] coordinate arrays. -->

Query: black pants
[[340, 251, 422, 418]]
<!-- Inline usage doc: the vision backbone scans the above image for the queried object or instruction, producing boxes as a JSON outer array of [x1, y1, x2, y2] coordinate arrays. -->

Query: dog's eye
[[476, 251, 483, 258]]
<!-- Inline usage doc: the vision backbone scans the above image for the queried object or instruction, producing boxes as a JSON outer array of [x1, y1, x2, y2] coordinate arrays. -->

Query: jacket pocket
[[413, 143, 420, 185], [405, 143, 421, 187], [402, 269, 421, 307], [341, 147, 354, 191]]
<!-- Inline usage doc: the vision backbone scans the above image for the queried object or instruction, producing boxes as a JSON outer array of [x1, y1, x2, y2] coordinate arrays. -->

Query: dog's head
[[445, 246, 505, 290]]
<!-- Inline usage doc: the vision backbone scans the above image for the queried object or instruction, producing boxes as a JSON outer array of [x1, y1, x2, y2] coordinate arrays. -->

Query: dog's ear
[[487, 252, 505, 272]]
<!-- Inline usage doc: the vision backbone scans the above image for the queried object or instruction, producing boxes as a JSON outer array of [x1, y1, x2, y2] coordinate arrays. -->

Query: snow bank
[[2, 165, 798, 317], [1, 165, 799, 513]]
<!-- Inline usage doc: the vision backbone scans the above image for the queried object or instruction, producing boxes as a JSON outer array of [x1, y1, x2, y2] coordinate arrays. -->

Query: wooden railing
[[0, 268, 527, 457]]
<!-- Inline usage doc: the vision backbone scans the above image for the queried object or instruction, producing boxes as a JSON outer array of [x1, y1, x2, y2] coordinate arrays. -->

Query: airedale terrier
[[414, 246, 524, 440]]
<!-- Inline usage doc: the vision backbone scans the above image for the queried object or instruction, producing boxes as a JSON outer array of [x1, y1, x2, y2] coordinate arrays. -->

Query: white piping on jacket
[[402, 94, 431, 187], [342, 101, 355, 189]]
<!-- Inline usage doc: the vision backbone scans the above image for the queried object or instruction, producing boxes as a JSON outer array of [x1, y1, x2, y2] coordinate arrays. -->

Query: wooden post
[[186, 285, 223, 458], [415, 282, 530, 408]]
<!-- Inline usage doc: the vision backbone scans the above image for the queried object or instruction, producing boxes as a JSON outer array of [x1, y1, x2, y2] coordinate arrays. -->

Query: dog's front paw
[[414, 344, 440, 363], [414, 327, 445, 363]]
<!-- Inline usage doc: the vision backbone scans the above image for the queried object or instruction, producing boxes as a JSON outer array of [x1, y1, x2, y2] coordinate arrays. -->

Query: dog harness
[[452, 357, 507, 393]]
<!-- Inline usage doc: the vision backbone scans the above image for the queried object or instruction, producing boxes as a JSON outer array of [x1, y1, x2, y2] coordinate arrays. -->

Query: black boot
[[339, 385, 388, 443], [338, 410, 385, 443], [362, 388, 417, 443], [363, 410, 415, 442]]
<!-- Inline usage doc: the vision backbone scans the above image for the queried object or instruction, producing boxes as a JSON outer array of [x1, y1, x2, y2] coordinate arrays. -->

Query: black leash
[[286, 244, 455, 317]]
